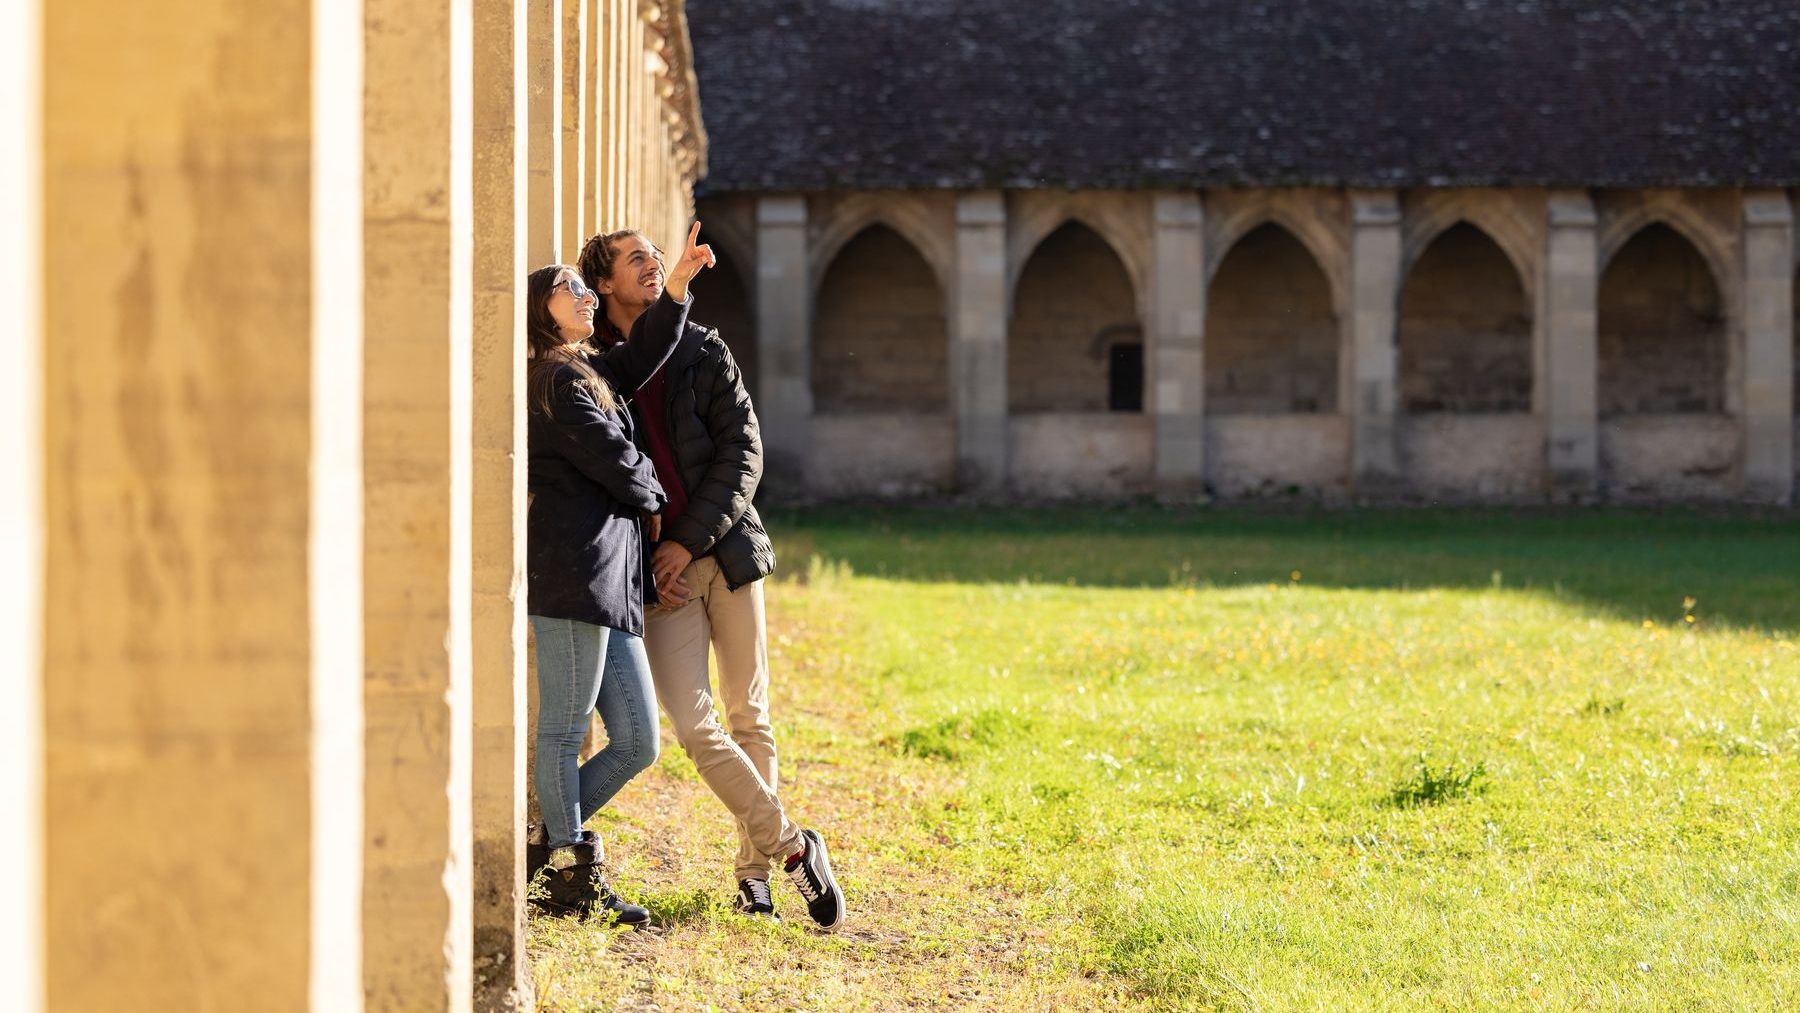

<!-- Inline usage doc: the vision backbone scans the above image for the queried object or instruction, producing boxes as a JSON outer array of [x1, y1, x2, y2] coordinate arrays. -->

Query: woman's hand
[[663, 220, 715, 303], [641, 510, 661, 542]]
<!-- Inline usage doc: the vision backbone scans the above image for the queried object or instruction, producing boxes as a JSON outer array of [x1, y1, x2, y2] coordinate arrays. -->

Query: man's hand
[[663, 220, 715, 303], [641, 510, 661, 542], [653, 540, 692, 588]]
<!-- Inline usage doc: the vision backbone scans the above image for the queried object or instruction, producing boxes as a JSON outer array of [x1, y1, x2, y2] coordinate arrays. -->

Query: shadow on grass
[[766, 505, 1800, 634]]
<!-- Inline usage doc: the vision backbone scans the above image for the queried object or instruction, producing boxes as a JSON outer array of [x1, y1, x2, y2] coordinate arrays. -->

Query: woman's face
[[548, 268, 597, 341]]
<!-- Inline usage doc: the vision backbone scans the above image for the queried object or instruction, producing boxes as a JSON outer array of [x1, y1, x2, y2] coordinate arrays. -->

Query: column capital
[[955, 190, 1006, 227], [1350, 189, 1401, 226], [756, 194, 806, 227], [1744, 190, 1794, 229], [1547, 190, 1597, 228], [1152, 191, 1203, 229]]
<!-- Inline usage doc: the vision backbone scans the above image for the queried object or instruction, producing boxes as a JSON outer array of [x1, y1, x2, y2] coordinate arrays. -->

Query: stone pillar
[[470, 0, 530, 1008], [756, 195, 812, 489], [558, 0, 585, 261], [1543, 190, 1599, 501], [1349, 190, 1403, 493], [1151, 192, 1206, 499], [526, 0, 561, 266], [952, 192, 1009, 494], [363, 0, 476, 1007], [1741, 191, 1795, 504], [40, 0, 366, 1007], [1, 2, 43, 1009]]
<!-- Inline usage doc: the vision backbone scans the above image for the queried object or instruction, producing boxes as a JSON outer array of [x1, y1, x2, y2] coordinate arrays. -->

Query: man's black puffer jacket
[[642, 320, 775, 589]]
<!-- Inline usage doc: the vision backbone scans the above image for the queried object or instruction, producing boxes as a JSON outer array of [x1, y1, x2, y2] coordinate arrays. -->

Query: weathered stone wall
[[814, 225, 949, 412], [1398, 223, 1533, 413], [1205, 223, 1339, 414], [1400, 416, 1547, 501], [1204, 416, 1351, 498], [1009, 224, 1142, 413], [1602, 415, 1742, 500], [809, 415, 955, 497], [1009, 414, 1155, 498], [1599, 223, 1727, 415]]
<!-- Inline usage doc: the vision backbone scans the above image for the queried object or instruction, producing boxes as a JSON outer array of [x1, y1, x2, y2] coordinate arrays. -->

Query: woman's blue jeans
[[530, 615, 660, 849]]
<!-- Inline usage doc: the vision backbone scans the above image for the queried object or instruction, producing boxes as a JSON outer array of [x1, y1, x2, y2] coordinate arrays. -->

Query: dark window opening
[[1108, 343, 1143, 412]]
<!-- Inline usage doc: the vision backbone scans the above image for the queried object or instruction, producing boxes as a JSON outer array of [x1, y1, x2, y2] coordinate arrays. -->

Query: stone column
[[1349, 190, 1403, 493], [526, 0, 561, 266], [558, 0, 585, 261], [1, 1, 43, 1008], [952, 192, 1009, 494], [363, 0, 476, 1007], [40, 0, 366, 1007], [470, 0, 530, 1008], [1741, 191, 1795, 504], [1543, 190, 1599, 501], [756, 195, 812, 488], [1151, 192, 1206, 499]]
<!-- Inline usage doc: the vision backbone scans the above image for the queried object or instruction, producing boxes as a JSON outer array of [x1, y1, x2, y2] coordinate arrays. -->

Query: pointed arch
[[812, 223, 949, 413], [1398, 222, 1533, 413], [1204, 222, 1340, 414], [1007, 221, 1143, 413], [1598, 223, 1726, 416]]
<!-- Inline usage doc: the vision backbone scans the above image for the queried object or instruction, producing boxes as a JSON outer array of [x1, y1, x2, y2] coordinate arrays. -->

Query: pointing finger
[[687, 220, 702, 248]]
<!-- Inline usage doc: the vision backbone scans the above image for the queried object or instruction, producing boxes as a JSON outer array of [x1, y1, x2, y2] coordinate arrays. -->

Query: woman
[[526, 222, 714, 923]]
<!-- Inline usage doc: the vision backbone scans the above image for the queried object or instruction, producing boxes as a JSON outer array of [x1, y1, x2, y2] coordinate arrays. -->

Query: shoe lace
[[785, 860, 821, 903], [743, 879, 774, 908]]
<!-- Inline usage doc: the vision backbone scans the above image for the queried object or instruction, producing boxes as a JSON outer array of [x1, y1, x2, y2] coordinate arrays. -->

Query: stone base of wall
[[1601, 414, 1741, 501], [1009, 413, 1154, 499], [1400, 414, 1546, 502], [1205, 415, 1350, 499], [809, 414, 955, 497]]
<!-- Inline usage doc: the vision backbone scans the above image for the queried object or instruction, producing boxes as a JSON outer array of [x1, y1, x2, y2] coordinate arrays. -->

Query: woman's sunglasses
[[556, 276, 595, 301]]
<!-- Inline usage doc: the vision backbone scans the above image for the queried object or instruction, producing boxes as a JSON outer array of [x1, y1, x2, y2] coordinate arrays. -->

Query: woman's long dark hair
[[526, 264, 618, 417]]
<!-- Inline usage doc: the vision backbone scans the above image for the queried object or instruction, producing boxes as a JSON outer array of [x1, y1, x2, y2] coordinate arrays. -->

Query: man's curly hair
[[576, 228, 665, 294]]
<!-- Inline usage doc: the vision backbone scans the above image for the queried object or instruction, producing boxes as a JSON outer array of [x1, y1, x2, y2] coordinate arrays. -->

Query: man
[[578, 225, 844, 929]]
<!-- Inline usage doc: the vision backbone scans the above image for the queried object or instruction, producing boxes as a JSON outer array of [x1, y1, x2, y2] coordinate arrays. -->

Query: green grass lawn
[[529, 508, 1799, 1011]]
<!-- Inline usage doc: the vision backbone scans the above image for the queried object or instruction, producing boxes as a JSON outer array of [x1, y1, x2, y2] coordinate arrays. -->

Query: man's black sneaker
[[736, 878, 780, 921], [782, 829, 844, 930]]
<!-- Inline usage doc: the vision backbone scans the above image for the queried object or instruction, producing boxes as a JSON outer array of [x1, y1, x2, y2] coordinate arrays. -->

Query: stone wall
[[1008, 414, 1155, 498], [810, 414, 955, 497], [1204, 416, 1351, 498], [1602, 415, 1742, 500], [1400, 416, 1547, 501], [814, 225, 949, 412], [1009, 223, 1142, 413], [1398, 223, 1533, 413], [1205, 223, 1339, 414], [1599, 223, 1727, 415]]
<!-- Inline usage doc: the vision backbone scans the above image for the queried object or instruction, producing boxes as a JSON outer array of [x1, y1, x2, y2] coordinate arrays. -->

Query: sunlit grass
[[529, 507, 1799, 1011]]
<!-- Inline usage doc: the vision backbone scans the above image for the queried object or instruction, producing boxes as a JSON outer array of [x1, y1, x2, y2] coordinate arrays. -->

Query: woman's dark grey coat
[[526, 291, 690, 635]]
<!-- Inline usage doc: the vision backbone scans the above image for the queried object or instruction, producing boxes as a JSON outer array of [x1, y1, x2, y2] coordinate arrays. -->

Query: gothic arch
[[808, 193, 954, 308], [1401, 194, 1540, 309]]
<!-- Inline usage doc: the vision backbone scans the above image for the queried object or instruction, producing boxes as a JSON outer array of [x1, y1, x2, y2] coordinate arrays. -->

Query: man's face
[[598, 234, 665, 312]]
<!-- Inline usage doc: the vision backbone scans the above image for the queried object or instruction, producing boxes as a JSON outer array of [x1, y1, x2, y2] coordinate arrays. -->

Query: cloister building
[[687, 0, 1800, 504]]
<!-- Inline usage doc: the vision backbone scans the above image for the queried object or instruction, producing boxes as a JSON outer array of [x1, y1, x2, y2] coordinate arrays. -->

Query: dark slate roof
[[686, 0, 1800, 191]]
